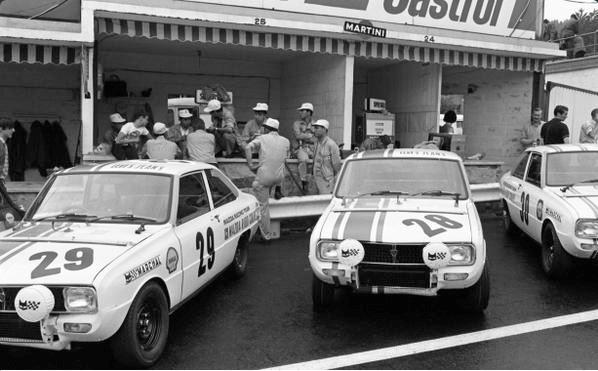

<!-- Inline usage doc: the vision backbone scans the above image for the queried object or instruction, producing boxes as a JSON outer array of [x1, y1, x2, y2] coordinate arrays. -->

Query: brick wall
[[280, 54, 349, 144]]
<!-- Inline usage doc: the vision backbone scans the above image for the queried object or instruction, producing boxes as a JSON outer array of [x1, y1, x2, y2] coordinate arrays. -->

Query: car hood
[[319, 197, 472, 243], [548, 185, 598, 217], [0, 222, 168, 285]]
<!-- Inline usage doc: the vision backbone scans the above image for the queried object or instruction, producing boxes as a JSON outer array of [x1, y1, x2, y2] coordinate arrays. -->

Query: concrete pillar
[[81, 46, 94, 155], [343, 56, 354, 150]]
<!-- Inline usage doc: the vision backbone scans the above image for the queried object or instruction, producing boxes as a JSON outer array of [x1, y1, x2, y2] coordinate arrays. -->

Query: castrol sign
[[183, 0, 538, 38]]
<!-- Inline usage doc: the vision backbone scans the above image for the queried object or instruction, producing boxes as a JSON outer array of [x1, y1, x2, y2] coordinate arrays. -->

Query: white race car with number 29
[[0, 160, 259, 367], [501, 144, 598, 279]]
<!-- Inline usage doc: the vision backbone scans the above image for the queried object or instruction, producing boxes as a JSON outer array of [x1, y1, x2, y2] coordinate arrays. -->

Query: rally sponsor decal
[[536, 200, 544, 220], [109, 162, 165, 171], [344, 20, 387, 38], [124, 256, 162, 284], [223, 206, 260, 241], [166, 247, 179, 274], [545, 207, 561, 223]]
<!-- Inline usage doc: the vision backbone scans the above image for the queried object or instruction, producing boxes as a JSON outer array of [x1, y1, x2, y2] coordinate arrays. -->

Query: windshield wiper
[[90, 214, 157, 223], [33, 213, 95, 222], [561, 178, 598, 192], [408, 190, 462, 206], [354, 190, 410, 198]]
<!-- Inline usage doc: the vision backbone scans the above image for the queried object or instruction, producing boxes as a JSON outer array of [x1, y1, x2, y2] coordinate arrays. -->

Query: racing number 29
[[196, 227, 215, 277]]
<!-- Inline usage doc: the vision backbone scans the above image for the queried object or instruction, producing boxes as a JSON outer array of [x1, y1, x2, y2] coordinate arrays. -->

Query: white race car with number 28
[[501, 144, 598, 279], [309, 149, 490, 312], [0, 160, 259, 367]]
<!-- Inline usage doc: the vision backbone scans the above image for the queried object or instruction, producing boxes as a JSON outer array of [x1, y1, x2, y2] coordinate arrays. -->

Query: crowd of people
[[520, 106, 598, 147], [542, 14, 587, 59]]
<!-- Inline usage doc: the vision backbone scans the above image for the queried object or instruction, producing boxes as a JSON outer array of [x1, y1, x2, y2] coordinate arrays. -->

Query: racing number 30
[[520, 192, 530, 225], [196, 227, 215, 277]]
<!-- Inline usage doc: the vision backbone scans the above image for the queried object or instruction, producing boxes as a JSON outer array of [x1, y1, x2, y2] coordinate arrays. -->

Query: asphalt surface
[[4, 217, 598, 369]]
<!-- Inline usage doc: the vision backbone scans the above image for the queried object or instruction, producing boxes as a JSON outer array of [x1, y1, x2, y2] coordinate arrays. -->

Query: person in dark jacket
[[8, 121, 27, 181]]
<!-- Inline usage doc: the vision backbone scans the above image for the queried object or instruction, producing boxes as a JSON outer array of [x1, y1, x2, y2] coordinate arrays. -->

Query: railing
[[551, 30, 598, 58]]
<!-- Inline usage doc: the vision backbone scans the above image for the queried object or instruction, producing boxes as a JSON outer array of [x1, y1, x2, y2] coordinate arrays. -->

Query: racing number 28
[[196, 227, 215, 277], [403, 215, 463, 237]]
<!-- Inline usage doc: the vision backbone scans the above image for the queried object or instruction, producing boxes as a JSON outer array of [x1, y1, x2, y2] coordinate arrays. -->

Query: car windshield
[[546, 152, 598, 186], [27, 173, 172, 223], [335, 158, 468, 199]]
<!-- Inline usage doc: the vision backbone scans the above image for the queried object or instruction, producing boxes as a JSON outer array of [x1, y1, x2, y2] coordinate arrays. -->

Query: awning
[[97, 18, 542, 72], [0, 43, 81, 65]]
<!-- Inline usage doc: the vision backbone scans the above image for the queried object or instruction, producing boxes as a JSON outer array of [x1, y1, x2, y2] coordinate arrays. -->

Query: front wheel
[[541, 223, 575, 279], [312, 275, 335, 312], [110, 282, 169, 367], [461, 263, 490, 312]]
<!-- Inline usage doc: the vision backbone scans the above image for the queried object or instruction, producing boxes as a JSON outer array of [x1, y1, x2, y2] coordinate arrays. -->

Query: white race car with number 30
[[0, 160, 259, 367], [309, 149, 490, 312], [501, 144, 598, 279]]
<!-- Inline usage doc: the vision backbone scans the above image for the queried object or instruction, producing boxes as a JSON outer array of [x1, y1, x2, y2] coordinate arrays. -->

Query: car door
[[522, 153, 544, 242], [504, 152, 530, 230], [204, 168, 241, 272], [175, 172, 221, 299]]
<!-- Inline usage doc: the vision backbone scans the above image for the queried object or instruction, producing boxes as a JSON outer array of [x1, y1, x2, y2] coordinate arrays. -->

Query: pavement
[[4, 217, 598, 369]]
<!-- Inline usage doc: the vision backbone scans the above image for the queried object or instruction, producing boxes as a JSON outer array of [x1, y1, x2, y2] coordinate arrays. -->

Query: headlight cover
[[64, 287, 98, 313], [447, 244, 475, 266], [316, 240, 341, 262], [575, 219, 598, 239]]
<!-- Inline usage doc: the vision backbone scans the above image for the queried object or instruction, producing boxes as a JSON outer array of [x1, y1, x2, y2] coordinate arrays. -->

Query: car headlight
[[316, 240, 341, 262], [576, 219, 598, 239], [447, 244, 475, 266], [63, 287, 97, 313]]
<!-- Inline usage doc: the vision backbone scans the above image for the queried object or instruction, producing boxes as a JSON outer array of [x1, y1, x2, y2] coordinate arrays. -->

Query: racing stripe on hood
[[0, 241, 35, 266], [7, 223, 54, 238], [341, 210, 377, 241], [0, 241, 28, 256], [375, 198, 392, 242], [569, 188, 598, 217], [369, 198, 386, 241]]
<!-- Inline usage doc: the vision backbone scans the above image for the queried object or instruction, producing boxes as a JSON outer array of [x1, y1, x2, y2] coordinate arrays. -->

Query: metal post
[[594, 31, 597, 55]]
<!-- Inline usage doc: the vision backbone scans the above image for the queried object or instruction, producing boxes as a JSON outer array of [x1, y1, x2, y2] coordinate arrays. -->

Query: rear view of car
[[309, 149, 489, 312]]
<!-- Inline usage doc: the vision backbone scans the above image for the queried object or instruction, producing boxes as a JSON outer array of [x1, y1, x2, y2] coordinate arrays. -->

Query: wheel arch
[[541, 219, 554, 245]]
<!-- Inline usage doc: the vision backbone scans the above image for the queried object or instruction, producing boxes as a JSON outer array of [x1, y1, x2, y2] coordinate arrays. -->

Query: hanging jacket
[[7, 121, 27, 181], [50, 121, 72, 169]]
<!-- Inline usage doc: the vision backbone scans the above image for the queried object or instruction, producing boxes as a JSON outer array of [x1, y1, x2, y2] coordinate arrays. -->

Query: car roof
[[345, 148, 462, 161], [525, 144, 598, 154], [59, 160, 216, 176]]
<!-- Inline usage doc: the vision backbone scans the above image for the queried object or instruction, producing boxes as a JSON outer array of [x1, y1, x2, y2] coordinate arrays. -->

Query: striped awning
[[0, 43, 81, 65], [97, 18, 542, 72]]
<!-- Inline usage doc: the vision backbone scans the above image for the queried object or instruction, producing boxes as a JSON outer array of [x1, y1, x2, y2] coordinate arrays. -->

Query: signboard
[[180, 0, 538, 38], [345, 21, 387, 38], [366, 116, 394, 136], [365, 98, 387, 112]]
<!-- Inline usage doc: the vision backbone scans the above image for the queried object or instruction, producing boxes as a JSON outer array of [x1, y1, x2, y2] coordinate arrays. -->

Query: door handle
[[517, 184, 522, 190], [211, 215, 220, 223]]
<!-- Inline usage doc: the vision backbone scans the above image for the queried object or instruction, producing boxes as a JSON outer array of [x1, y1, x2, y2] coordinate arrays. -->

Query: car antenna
[[454, 193, 459, 207]]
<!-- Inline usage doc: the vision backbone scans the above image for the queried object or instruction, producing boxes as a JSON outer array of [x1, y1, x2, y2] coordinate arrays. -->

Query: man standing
[[187, 119, 217, 166], [245, 118, 290, 240], [143, 122, 181, 160], [103, 113, 126, 153], [114, 110, 150, 160], [242, 103, 268, 146], [204, 99, 239, 157], [312, 119, 341, 195], [292, 103, 316, 192], [0, 118, 15, 186], [579, 109, 598, 143], [520, 107, 544, 149], [541, 105, 570, 145], [166, 109, 194, 158]]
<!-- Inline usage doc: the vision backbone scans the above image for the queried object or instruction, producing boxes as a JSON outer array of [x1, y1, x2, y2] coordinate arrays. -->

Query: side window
[[177, 173, 210, 224], [512, 153, 530, 180], [205, 169, 237, 208], [525, 153, 542, 187]]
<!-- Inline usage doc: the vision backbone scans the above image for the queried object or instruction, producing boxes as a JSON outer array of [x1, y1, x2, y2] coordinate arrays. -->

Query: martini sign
[[181, 0, 539, 38]]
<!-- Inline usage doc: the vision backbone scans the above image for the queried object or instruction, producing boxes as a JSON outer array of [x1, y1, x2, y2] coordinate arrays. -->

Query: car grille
[[359, 264, 431, 288], [0, 313, 43, 342], [362, 243, 425, 264], [0, 287, 66, 313]]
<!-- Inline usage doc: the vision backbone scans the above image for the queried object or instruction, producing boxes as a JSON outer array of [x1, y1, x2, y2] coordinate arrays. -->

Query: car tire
[[110, 282, 169, 367], [461, 263, 490, 312], [229, 234, 249, 279], [541, 223, 575, 279], [312, 274, 335, 312], [503, 202, 519, 236]]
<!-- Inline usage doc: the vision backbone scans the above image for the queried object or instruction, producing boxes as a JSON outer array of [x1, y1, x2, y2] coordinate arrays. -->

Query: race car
[[0, 183, 24, 231], [0, 160, 259, 366], [309, 149, 489, 312], [501, 144, 598, 279]]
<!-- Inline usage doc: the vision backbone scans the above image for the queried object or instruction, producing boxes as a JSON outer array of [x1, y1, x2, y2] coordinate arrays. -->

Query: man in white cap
[[312, 119, 341, 195], [204, 99, 240, 158], [165, 109, 194, 158], [242, 102, 269, 146], [103, 113, 126, 153], [142, 122, 181, 160], [292, 103, 316, 193], [245, 118, 290, 240]]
